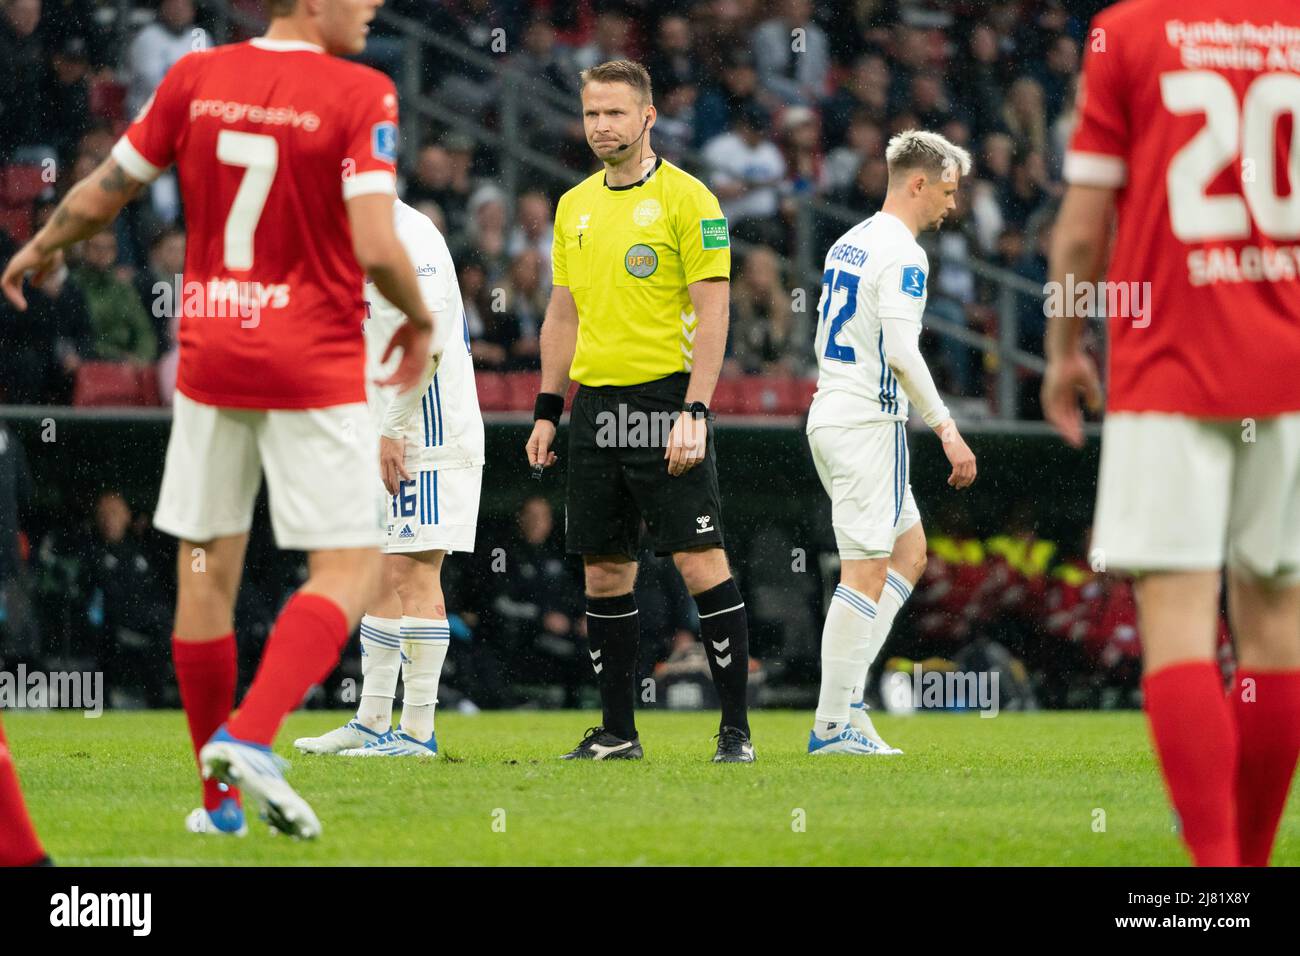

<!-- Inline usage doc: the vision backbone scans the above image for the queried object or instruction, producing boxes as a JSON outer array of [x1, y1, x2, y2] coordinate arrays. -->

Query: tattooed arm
[[1, 158, 147, 310]]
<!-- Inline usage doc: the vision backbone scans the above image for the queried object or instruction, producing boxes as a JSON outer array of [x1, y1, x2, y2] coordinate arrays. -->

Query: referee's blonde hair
[[885, 130, 972, 185], [580, 60, 653, 105]]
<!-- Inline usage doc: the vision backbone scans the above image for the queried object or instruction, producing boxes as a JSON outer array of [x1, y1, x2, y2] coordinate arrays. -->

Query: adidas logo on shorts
[[399, 524, 415, 539]]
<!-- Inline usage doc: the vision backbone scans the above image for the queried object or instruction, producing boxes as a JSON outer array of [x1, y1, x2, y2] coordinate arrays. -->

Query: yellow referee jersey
[[553, 158, 731, 387]]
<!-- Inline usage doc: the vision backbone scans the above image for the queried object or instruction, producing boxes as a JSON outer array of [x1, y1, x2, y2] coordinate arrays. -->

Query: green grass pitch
[[10, 710, 1298, 866]]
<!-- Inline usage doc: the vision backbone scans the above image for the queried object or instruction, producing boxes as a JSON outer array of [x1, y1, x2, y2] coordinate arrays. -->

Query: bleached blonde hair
[[885, 129, 972, 185]]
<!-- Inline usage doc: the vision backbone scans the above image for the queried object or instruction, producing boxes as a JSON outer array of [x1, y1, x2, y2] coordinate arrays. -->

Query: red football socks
[[227, 593, 350, 745], [172, 633, 240, 811], [1143, 661, 1239, 866], [0, 716, 46, 867], [1232, 669, 1300, 866]]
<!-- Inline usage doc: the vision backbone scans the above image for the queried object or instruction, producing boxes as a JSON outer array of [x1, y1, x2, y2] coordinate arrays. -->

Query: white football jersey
[[807, 211, 929, 431], [364, 200, 485, 470]]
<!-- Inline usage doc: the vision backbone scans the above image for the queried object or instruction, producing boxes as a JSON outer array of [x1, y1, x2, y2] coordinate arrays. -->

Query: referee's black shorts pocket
[[622, 419, 726, 557], [564, 388, 640, 558]]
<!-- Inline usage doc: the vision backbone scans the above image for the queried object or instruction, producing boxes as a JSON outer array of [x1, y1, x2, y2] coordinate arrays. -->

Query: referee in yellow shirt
[[525, 60, 754, 763]]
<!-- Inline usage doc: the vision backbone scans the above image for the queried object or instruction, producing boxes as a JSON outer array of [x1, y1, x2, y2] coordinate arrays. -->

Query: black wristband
[[533, 392, 564, 426]]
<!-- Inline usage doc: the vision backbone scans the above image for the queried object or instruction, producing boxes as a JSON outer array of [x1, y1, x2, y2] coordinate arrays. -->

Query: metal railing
[[189, 1, 1073, 424]]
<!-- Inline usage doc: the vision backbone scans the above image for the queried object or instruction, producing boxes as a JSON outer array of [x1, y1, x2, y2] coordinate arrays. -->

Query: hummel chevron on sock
[[1143, 661, 1239, 867], [694, 578, 750, 737], [172, 633, 241, 811], [228, 593, 351, 745], [399, 615, 450, 741], [816, 584, 877, 737], [1232, 669, 1300, 866], [852, 569, 912, 703], [586, 592, 640, 741], [0, 716, 46, 866], [357, 615, 402, 733]]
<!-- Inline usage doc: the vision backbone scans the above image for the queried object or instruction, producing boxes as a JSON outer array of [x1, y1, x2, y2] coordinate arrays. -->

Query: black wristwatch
[[683, 401, 710, 420]]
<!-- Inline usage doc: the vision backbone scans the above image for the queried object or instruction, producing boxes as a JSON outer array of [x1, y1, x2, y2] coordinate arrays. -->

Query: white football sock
[[852, 569, 913, 704], [814, 584, 877, 736], [398, 616, 450, 741], [357, 615, 402, 732]]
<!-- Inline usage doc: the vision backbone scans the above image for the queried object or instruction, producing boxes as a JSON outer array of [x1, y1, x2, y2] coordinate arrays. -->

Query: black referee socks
[[585, 592, 640, 741], [693, 578, 750, 736]]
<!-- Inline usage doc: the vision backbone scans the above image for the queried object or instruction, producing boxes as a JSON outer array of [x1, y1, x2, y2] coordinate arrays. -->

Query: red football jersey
[[1065, 0, 1300, 417], [111, 38, 400, 409]]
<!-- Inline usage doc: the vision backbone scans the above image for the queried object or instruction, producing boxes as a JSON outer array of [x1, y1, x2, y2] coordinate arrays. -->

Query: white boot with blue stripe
[[807, 721, 893, 756], [200, 725, 322, 839], [333, 617, 448, 758], [809, 583, 898, 756], [336, 727, 438, 757], [849, 701, 903, 754], [293, 718, 390, 756]]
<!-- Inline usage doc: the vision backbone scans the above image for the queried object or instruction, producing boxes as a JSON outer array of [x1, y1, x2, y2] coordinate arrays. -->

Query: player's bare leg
[[175, 534, 249, 638], [1226, 572, 1300, 866], [203, 547, 381, 838], [846, 522, 927, 749], [562, 556, 644, 759], [1135, 570, 1237, 865], [839, 557, 889, 601], [370, 574, 404, 619], [174, 534, 249, 836], [585, 554, 639, 597], [393, 550, 446, 618], [673, 545, 731, 594], [673, 546, 754, 760]]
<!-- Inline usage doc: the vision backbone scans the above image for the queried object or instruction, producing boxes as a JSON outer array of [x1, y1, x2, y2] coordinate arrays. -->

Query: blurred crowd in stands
[[2, 0, 1110, 414]]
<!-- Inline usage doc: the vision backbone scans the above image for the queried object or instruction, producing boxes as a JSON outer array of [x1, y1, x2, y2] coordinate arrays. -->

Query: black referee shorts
[[565, 372, 726, 558]]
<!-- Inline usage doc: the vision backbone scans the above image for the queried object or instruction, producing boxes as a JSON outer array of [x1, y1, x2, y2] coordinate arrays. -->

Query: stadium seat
[[0, 205, 32, 243], [135, 363, 162, 407], [792, 377, 817, 412], [90, 78, 127, 121], [474, 372, 511, 411], [733, 376, 795, 415], [709, 377, 816, 416], [710, 378, 743, 414], [506, 371, 542, 411], [0, 164, 47, 207], [73, 362, 161, 407]]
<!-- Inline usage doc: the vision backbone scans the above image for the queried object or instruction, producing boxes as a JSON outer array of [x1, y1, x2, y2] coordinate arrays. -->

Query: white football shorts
[[381, 464, 481, 555], [1093, 411, 1300, 583], [808, 421, 921, 559], [155, 390, 384, 550]]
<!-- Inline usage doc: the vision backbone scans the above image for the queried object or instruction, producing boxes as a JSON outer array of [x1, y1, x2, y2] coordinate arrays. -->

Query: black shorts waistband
[[576, 372, 690, 396]]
